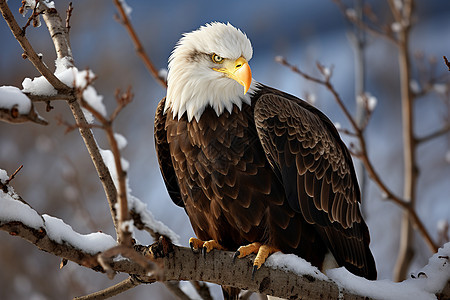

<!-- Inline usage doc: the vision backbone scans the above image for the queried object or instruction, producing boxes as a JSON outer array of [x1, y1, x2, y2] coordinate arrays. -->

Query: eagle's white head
[[165, 22, 259, 122]]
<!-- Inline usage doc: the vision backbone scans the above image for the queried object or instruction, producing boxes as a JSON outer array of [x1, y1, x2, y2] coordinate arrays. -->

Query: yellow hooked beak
[[213, 57, 252, 94]]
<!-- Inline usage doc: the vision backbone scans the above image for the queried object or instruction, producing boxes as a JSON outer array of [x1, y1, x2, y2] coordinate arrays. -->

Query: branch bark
[[392, 0, 417, 282], [2, 216, 449, 300]]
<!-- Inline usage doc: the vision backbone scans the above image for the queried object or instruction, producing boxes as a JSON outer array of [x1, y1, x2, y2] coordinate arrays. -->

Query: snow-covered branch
[[1, 166, 449, 299]]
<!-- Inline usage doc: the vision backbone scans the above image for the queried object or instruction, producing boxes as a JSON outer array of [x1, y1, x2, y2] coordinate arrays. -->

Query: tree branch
[[0, 0, 71, 93], [73, 276, 143, 300], [416, 123, 450, 145], [444, 56, 450, 71], [0, 199, 448, 300], [112, 0, 167, 89]]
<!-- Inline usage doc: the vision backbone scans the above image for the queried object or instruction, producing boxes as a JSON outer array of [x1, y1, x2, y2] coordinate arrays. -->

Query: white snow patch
[[410, 80, 420, 94], [20, 0, 55, 27], [0, 86, 32, 114], [22, 67, 107, 119], [120, 219, 134, 233], [322, 67, 331, 77], [22, 75, 56, 96], [433, 83, 448, 95], [42, 214, 116, 254], [158, 68, 168, 82], [118, 0, 132, 17], [0, 175, 44, 230], [327, 242, 450, 300], [114, 133, 128, 150], [393, 0, 403, 11], [391, 22, 403, 33], [99, 146, 179, 243], [55, 57, 74, 74], [345, 8, 357, 19], [128, 195, 180, 243], [437, 219, 448, 232], [0, 169, 8, 182], [357, 92, 377, 112], [445, 151, 450, 164], [265, 252, 329, 281], [0, 192, 44, 229]]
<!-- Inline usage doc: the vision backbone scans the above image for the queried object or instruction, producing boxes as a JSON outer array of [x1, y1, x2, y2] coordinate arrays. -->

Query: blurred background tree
[[0, 0, 449, 299]]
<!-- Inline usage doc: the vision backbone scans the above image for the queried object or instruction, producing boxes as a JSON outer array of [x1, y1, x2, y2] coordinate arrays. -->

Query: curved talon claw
[[252, 265, 258, 280], [188, 237, 224, 256], [233, 243, 280, 278], [232, 250, 240, 264], [202, 247, 207, 258]]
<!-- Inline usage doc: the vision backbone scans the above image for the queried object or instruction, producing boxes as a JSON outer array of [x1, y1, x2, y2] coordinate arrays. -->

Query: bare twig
[[417, 123, 450, 144], [112, 0, 167, 88], [332, 0, 398, 44], [65, 2, 73, 33], [21, 0, 42, 33], [444, 56, 450, 72], [36, 2, 121, 235], [73, 276, 142, 300], [5, 165, 23, 185], [26, 92, 76, 102], [76, 79, 134, 246]]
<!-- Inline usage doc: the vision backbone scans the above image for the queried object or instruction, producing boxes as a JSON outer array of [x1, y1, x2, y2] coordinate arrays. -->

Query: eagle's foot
[[189, 237, 224, 257], [233, 243, 279, 279]]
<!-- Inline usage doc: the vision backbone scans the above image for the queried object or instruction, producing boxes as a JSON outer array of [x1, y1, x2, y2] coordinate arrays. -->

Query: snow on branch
[[0, 86, 47, 125], [0, 169, 116, 260]]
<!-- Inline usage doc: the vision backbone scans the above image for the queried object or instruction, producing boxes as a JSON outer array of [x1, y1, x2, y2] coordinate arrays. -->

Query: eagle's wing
[[254, 92, 376, 279], [154, 97, 184, 207]]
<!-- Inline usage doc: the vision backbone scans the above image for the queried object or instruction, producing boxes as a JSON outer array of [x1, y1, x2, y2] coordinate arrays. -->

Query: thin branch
[[417, 123, 450, 144], [21, 0, 42, 33], [275, 56, 360, 134], [65, 2, 73, 33], [5, 165, 24, 185], [37, 2, 120, 235], [73, 276, 142, 300], [76, 81, 133, 246], [332, 0, 398, 44], [26, 92, 76, 102], [112, 0, 167, 88], [0, 0, 71, 93], [444, 56, 450, 71]]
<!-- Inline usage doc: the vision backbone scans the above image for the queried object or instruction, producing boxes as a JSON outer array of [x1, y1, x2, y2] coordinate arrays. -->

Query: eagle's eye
[[211, 54, 224, 64]]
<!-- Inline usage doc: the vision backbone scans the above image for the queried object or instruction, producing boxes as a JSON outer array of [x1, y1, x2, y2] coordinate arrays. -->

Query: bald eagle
[[155, 22, 377, 297]]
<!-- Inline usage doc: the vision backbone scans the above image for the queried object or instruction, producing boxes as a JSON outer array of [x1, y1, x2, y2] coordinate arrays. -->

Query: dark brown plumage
[[155, 84, 377, 281]]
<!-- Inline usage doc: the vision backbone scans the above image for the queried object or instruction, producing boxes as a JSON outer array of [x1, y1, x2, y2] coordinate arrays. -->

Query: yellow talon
[[233, 242, 280, 277], [189, 237, 224, 255], [254, 245, 279, 270], [189, 237, 205, 251]]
